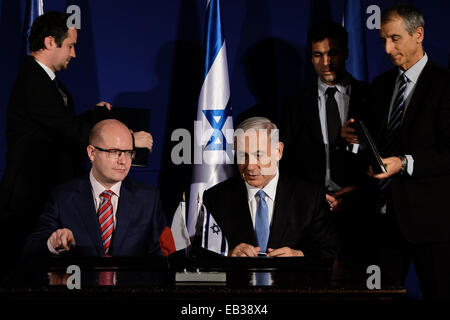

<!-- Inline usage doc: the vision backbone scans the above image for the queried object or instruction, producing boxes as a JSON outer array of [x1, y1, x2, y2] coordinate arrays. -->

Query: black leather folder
[[354, 120, 387, 174]]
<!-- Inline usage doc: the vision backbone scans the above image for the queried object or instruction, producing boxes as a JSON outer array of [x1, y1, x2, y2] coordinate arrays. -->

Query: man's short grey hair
[[381, 3, 424, 35], [235, 116, 279, 142]]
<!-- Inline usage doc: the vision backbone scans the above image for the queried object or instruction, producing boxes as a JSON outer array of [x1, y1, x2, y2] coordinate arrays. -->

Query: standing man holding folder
[[283, 21, 370, 260], [343, 4, 450, 299]]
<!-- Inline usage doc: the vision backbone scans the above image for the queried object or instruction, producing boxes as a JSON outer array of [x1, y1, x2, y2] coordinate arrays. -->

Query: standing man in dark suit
[[0, 12, 153, 274], [282, 21, 370, 259], [23, 119, 166, 257], [343, 4, 450, 299], [203, 117, 336, 260]]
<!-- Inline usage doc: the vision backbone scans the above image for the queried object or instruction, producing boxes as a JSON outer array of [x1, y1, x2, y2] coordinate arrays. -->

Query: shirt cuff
[[405, 154, 414, 175], [346, 144, 360, 154]]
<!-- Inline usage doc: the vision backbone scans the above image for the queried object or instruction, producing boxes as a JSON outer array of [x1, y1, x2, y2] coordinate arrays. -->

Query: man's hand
[[133, 131, 153, 152], [326, 186, 356, 212], [267, 247, 304, 257], [49, 228, 76, 252], [96, 101, 112, 110], [341, 118, 359, 144], [368, 156, 402, 179], [229, 243, 260, 257]]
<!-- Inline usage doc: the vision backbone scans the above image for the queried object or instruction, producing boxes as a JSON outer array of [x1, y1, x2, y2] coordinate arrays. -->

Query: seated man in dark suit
[[23, 119, 166, 257], [203, 117, 337, 259]]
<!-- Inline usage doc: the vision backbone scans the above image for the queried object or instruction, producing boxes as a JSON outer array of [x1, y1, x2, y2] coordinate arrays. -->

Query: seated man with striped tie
[[22, 119, 167, 257], [202, 117, 337, 259]]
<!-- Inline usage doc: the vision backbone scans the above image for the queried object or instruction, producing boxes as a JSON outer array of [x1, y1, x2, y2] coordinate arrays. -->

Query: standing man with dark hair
[[343, 4, 450, 299], [0, 11, 152, 276], [283, 20, 370, 260]]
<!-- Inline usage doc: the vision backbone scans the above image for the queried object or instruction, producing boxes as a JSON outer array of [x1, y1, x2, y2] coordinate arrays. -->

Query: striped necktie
[[379, 73, 408, 192], [254, 190, 269, 253], [98, 190, 114, 255]]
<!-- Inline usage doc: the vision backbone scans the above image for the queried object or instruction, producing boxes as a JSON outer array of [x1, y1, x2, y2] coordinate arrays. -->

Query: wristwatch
[[398, 155, 408, 174]]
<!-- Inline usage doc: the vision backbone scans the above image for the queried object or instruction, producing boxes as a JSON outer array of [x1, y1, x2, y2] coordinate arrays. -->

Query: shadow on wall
[[113, 0, 203, 220], [61, 0, 100, 113], [230, 0, 272, 126], [0, 0, 22, 174], [112, 41, 173, 191], [302, 0, 333, 87], [236, 37, 303, 127]]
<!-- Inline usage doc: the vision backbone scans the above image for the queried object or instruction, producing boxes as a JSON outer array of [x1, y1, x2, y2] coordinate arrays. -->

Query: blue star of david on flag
[[202, 107, 230, 151], [211, 223, 221, 235]]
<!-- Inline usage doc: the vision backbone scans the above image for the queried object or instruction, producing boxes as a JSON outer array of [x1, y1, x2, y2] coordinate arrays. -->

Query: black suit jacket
[[368, 60, 450, 244], [282, 76, 369, 188], [0, 56, 91, 230], [202, 175, 337, 260], [22, 175, 167, 258]]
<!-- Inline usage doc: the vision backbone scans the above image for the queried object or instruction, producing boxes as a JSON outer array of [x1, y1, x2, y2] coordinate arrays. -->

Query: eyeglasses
[[93, 146, 136, 160]]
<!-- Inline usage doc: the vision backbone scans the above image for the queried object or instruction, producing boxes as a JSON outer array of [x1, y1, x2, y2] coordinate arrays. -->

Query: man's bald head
[[89, 119, 133, 147]]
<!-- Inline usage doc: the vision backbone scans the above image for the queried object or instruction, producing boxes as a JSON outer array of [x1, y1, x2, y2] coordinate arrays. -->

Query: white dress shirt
[[317, 76, 352, 192], [47, 171, 122, 254], [244, 168, 280, 228], [35, 59, 56, 80]]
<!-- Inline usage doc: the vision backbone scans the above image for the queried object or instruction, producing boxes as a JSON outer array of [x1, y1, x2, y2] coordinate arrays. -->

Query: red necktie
[[98, 190, 114, 255]]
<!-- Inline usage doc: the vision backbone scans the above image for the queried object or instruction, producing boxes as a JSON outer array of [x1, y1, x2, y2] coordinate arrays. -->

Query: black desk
[[0, 256, 406, 314]]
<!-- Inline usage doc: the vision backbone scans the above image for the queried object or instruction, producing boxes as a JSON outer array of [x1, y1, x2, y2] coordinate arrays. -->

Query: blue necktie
[[379, 73, 408, 192], [255, 190, 269, 253]]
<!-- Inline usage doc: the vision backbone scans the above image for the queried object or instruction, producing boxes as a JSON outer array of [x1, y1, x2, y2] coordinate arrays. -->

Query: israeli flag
[[24, 0, 44, 54], [188, 0, 234, 237], [201, 205, 228, 256]]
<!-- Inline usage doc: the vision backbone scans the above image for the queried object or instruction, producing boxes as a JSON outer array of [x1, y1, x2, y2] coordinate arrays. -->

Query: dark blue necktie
[[53, 77, 68, 106], [379, 73, 408, 192], [325, 86, 341, 147], [255, 190, 269, 253]]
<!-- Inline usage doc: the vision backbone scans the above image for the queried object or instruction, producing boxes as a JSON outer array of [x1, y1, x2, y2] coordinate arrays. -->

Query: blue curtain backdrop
[[0, 0, 449, 299]]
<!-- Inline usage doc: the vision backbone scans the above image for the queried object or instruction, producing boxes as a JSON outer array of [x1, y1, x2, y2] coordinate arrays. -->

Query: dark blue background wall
[[1, 0, 449, 214]]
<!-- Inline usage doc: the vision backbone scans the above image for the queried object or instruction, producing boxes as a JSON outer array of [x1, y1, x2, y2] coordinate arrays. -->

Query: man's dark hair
[[381, 3, 424, 35], [29, 11, 70, 52], [307, 20, 348, 51]]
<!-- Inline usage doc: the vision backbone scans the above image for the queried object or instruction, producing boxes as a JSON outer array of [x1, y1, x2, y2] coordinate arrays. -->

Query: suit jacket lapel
[[376, 70, 398, 143], [111, 179, 137, 254], [72, 177, 104, 255], [305, 85, 324, 144], [268, 176, 291, 248], [400, 61, 432, 139], [232, 180, 256, 246]]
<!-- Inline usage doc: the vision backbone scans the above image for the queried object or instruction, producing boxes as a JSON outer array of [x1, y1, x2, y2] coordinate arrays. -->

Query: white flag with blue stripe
[[188, 0, 234, 237], [201, 205, 228, 256], [24, 0, 44, 54]]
